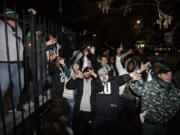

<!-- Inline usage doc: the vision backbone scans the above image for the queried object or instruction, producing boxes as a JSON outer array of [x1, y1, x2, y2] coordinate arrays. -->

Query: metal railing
[[0, 2, 82, 135]]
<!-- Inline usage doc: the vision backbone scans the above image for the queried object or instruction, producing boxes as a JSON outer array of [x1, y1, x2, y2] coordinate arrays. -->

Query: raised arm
[[116, 55, 128, 75]]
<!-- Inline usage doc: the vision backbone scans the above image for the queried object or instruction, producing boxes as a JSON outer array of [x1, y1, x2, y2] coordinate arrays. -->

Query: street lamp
[[93, 34, 96, 37], [132, 19, 143, 37], [136, 20, 141, 24]]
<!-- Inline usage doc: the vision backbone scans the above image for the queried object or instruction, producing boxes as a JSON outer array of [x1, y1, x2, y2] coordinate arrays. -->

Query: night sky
[[0, 0, 60, 18], [1, 0, 180, 47]]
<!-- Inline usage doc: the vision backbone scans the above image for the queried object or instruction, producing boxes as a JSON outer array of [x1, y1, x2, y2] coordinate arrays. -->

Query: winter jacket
[[26, 32, 47, 68], [50, 63, 70, 99], [0, 20, 23, 62], [66, 77, 103, 117], [129, 78, 180, 125], [94, 74, 131, 117]]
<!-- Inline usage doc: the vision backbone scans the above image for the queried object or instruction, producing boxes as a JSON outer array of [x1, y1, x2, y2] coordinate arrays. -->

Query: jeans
[[0, 63, 24, 108], [29, 66, 46, 98], [66, 97, 76, 127], [66, 98, 75, 113], [37, 66, 46, 93]]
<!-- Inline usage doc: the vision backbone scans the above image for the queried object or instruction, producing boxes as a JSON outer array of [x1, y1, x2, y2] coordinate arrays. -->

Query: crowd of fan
[[0, 8, 180, 135]]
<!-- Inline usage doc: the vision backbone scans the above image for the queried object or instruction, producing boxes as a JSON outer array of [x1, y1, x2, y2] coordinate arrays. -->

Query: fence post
[[0, 86, 7, 135], [29, 11, 41, 134], [2, 1, 17, 134]]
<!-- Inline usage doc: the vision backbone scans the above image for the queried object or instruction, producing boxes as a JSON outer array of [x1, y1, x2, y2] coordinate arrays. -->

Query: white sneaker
[[8, 108, 26, 113]]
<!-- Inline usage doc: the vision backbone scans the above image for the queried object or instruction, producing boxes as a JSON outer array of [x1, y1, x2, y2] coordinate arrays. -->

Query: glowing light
[[136, 20, 141, 24], [155, 52, 159, 55]]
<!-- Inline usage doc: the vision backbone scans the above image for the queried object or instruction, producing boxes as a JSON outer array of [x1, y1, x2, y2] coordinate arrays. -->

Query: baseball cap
[[5, 9, 19, 19], [98, 67, 109, 75], [157, 67, 171, 74], [83, 67, 92, 73]]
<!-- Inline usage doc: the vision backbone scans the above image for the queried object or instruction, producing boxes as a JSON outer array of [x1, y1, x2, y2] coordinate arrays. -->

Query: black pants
[[119, 98, 139, 119], [73, 111, 92, 135], [92, 115, 120, 135]]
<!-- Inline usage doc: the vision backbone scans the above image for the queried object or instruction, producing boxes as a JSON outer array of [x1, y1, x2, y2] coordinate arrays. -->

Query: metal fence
[[0, 2, 81, 135]]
